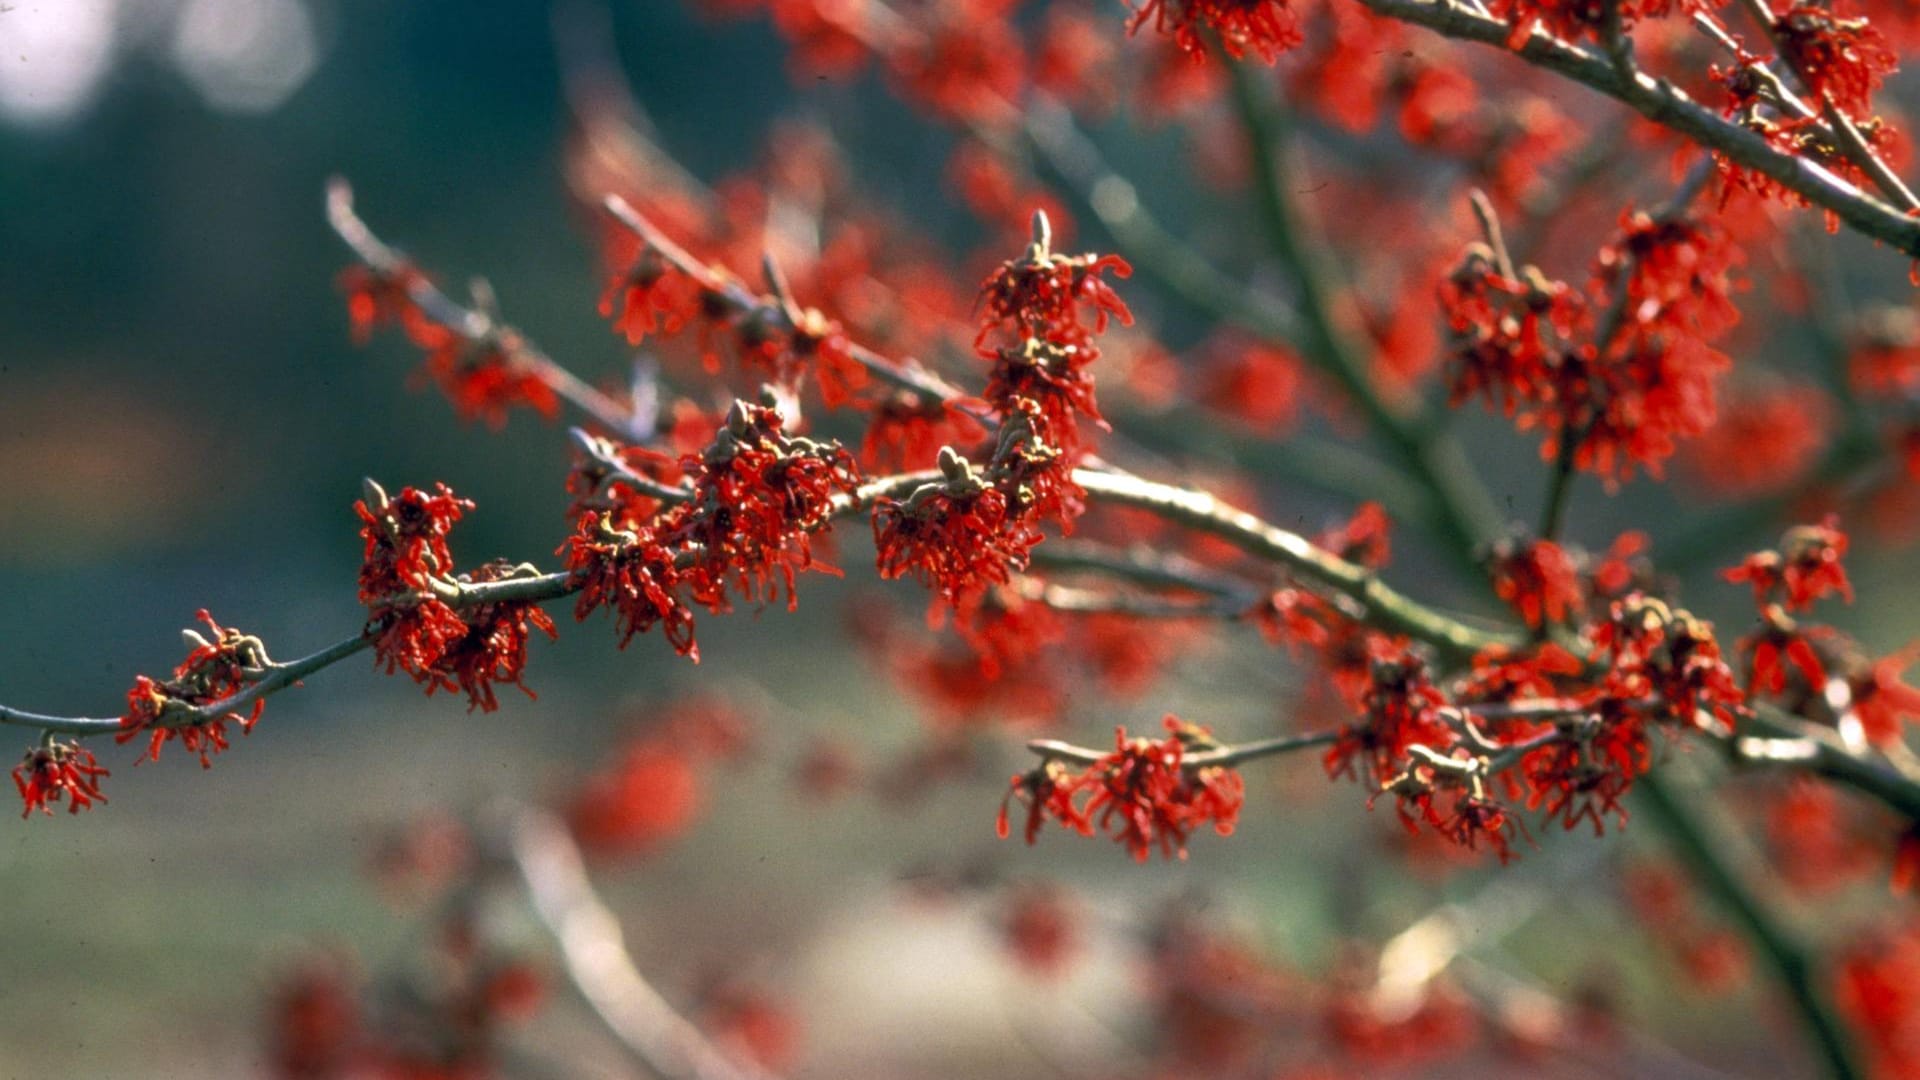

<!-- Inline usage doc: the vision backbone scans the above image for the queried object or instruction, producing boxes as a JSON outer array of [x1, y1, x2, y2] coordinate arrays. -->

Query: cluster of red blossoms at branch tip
[[1440, 206, 1740, 486], [340, 263, 559, 428], [873, 221, 1130, 624], [356, 481, 557, 712], [13, 741, 108, 818], [1002, 716, 1245, 862]]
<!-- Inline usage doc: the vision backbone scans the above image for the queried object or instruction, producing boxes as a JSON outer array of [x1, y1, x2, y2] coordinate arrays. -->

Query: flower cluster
[[266, 936, 544, 1078], [1590, 593, 1744, 731], [669, 395, 862, 611], [118, 609, 273, 767], [975, 218, 1129, 462], [869, 222, 1132, 631], [1001, 716, 1245, 861], [600, 224, 872, 407], [13, 741, 109, 817], [1725, 519, 1854, 698], [355, 481, 557, 711], [564, 512, 699, 659], [567, 395, 859, 658], [1441, 207, 1740, 485], [600, 244, 704, 345], [1487, 0, 1721, 50], [1775, 1, 1897, 117], [1127, 0, 1303, 63], [1724, 516, 1854, 612], [1489, 537, 1584, 630], [872, 448, 1044, 618], [340, 263, 560, 428]]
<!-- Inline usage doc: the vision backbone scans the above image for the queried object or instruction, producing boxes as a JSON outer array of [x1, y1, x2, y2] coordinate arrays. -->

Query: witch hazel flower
[[339, 264, 559, 429], [1326, 641, 1453, 786], [1590, 593, 1745, 731], [873, 447, 1043, 616], [1850, 645, 1920, 745], [667, 393, 861, 613], [1488, 0, 1724, 51], [600, 244, 704, 346], [1126, 0, 1303, 63], [564, 512, 699, 660], [1003, 716, 1245, 861], [975, 214, 1132, 353], [14, 740, 109, 817], [1724, 517, 1854, 613], [1774, 0, 1897, 117], [419, 560, 560, 713], [1489, 536, 1585, 630], [354, 480, 482, 687], [1443, 206, 1738, 486], [118, 609, 275, 767], [355, 480, 473, 602], [1380, 746, 1529, 864]]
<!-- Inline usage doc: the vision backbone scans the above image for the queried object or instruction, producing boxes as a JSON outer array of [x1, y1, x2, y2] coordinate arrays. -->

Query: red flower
[[872, 451, 1043, 617], [338, 262, 425, 344], [1724, 517, 1853, 613], [1741, 621, 1829, 696], [566, 432, 686, 532], [1595, 209, 1742, 344], [1440, 247, 1586, 416], [1488, 0, 1721, 49], [1003, 716, 1244, 861], [1000, 760, 1088, 844], [356, 481, 474, 602], [1000, 883, 1080, 978], [600, 245, 703, 345], [1327, 641, 1452, 785], [414, 561, 560, 713], [1518, 700, 1648, 835], [666, 397, 861, 613], [885, 0, 1026, 122], [14, 741, 109, 817], [1128, 0, 1303, 63], [1683, 382, 1830, 497], [1490, 538, 1584, 629], [1835, 920, 1920, 1073], [1775, 1, 1896, 116], [858, 392, 988, 472], [697, 983, 803, 1073], [342, 263, 560, 428], [563, 512, 698, 660], [267, 955, 363, 1079], [976, 243, 1132, 353], [1852, 646, 1920, 746], [1320, 501, 1393, 569], [117, 609, 271, 766], [1590, 594, 1745, 731], [1080, 720, 1239, 861], [789, 306, 867, 408], [566, 738, 704, 858], [411, 330, 561, 430], [1197, 339, 1306, 435], [367, 595, 471, 687]]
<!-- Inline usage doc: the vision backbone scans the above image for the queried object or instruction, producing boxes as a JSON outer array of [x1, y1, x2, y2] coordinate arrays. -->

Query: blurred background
[[3, 1, 1918, 1076]]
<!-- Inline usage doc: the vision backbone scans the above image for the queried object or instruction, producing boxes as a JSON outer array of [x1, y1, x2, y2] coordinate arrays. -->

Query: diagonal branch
[[504, 806, 782, 1080], [327, 178, 643, 437], [1358, 0, 1920, 256]]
